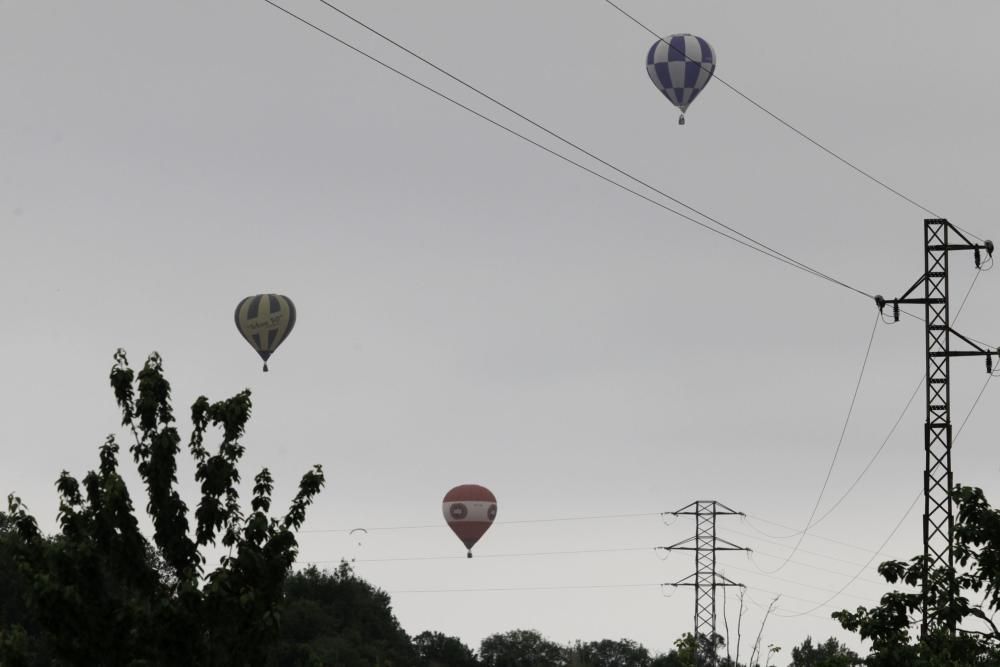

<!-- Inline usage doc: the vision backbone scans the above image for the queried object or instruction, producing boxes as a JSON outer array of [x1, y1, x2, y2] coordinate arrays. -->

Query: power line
[[264, 0, 875, 302], [773, 374, 992, 618], [727, 526, 904, 566], [747, 374, 922, 543], [390, 582, 659, 594], [738, 588, 845, 624], [793, 268, 987, 530], [302, 507, 893, 559], [299, 545, 656, 564], [955, 268, 984, 320], [741, 267, 990, 562], [774, 491, 919, 619], [277, 1, 1000, 351], [299, 540, 889, 588], [754, 315, 879, 574], [736, 518, 906, 560], [956, 375, 993, 443], [602, 0, 984, 243], [388, 581, 866, 615], [269, 0, 1000, 362], [752, 268, 991, 542], [302, 511, 660, 534], [721, 562, 880, 605], [745, 547, 886, 587], [310, 0, 868, 299], [300, 541, 890, 589], [303, 507, 912, 565]]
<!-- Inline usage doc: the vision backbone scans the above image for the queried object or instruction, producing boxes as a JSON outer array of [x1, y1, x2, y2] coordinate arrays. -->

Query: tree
[[414, 630, 480, 666], [267, 563, 418, 666], [787, 636, 861, 666], [834, 485, 1000, 665], [480, 629, 568, 667], [567, 638, 653, 666], [0, 350, 324, 666], [0, 514, 53, 666], [660, 633, 730, 666]]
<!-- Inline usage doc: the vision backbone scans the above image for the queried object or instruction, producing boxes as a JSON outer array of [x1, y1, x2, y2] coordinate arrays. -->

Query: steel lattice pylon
[[662, 501, 748, 665], [924, 221, 953, 600], [876, 219, 994, 638]]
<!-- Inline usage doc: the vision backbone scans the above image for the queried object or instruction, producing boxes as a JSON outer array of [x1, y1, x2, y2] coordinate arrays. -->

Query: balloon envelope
[[646, 34, 716, 120], [234, 294, 296, 371], [442, 484, 497, 556]]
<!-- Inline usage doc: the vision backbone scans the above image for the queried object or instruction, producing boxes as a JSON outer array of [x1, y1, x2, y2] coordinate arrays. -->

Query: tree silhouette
[[0, 350, 324, 666]]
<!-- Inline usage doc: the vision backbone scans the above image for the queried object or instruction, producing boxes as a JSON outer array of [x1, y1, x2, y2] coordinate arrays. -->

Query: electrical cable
[[264, 0, 876, 301], [955, 268, 983, 321], [302, 510, 660, 534], [392, 577, 868, 628], [773, 491, 919, 619], [389, 582, 659, 594], [753, 315, 879, 574], [745, 548, 886, 587], [814, 269, 989, 518], [729, 525, 904, 565], [741, 589, 841, 624], [311, 0, 867, 298], [721, 562, 880, 604], [747, 375, 922, 542], [299, 545, 656, 564], [745, 265, 989, 543], [303, 508, 906, 566], [393, 580, 842, 618], [299, 538, 889, 588], [302, 507, 902, 572], [956, 375, 992, 441], [774, 375, 992, 617], [268, 1, 998, 355], [603, 0, 984, 243]]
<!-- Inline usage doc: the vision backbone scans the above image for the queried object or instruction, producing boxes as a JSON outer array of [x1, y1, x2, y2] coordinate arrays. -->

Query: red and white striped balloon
[[442, 484, 497, 558]]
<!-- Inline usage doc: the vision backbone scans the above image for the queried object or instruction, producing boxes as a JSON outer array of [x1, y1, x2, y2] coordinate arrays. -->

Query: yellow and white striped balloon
[[234, 294, 296, 372]]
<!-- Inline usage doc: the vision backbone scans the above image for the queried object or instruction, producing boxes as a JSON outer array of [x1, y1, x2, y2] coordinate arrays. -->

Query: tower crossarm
[[667, 501, 745, 516]]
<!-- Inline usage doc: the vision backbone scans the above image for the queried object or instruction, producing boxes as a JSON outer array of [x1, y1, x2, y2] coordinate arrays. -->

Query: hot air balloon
[[646, 34, 716, 125], [234, 294, 296, 372], [442, 484, 497, 558]]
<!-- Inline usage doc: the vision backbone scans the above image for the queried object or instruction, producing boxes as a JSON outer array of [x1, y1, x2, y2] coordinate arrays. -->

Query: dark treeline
[[0, 535, 859, 666]]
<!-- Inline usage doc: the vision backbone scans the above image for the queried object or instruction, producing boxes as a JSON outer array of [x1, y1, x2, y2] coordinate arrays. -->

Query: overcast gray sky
[[3, 0, 1000, 658]]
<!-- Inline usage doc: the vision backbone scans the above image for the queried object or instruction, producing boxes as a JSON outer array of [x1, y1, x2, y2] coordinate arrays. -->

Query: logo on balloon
[[488, 504, 497, 521], [449, 503, 468, 520]]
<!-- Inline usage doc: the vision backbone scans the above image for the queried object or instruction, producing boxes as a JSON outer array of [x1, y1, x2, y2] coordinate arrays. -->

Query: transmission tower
[[662, 501, 748, 665], [876, 218, 994, 638]]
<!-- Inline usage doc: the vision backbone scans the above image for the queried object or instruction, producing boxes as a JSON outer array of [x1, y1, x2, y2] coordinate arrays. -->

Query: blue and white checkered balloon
[[646, 34, 716, 125]]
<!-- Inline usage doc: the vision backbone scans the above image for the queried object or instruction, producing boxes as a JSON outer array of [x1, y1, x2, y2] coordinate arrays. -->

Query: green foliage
[[266, 562, 416, 666], [480, 629, 568, 667], [0, 515, 55, 666], [414, 630, 480, 666], [0, 350, 325, 666], [834, 485, 1000, 666], [566, 638, 653, 666], [788, 636, 861, 666], [660, 632, 729, 666]]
